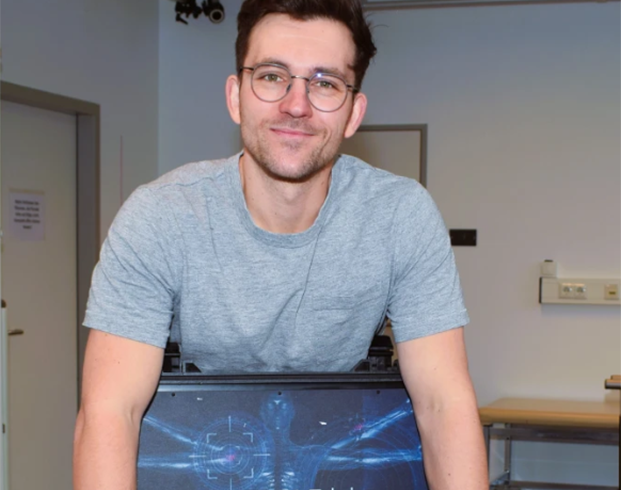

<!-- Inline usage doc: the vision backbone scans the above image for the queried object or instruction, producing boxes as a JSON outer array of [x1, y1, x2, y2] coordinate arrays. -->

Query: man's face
[[226, 14, 367, 183]]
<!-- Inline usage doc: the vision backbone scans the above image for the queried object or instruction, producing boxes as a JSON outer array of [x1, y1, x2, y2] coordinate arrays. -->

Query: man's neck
[[239, 154, 333, 234]]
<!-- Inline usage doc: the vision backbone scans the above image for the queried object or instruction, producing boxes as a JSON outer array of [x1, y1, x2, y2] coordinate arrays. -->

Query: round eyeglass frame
[[238, 63, 359, 113]]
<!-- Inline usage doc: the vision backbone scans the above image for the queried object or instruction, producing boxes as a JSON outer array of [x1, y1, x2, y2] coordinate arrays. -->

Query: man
[[73, 0, 488, 488]]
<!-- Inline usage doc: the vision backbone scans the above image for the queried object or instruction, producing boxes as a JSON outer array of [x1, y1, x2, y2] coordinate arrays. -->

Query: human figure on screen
[[139, 393, 427, 489]]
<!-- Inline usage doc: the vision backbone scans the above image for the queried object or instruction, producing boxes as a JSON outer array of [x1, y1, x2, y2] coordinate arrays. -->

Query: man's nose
[[278, 77, 313, 117]]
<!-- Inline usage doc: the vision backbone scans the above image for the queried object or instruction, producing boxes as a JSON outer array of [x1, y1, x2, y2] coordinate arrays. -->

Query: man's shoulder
[[145, 154, 239, 192], [332, 154, 442, 232], [116, 154, 239, 221], [335, 154, 427, 203]]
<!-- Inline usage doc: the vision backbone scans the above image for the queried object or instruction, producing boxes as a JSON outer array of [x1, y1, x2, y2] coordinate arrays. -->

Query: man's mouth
[[270, 126, 315, 138]]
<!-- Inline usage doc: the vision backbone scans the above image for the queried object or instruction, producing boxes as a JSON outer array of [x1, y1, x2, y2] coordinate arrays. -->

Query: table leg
[[483, 424, 491, 488], [504, 423, 513, 485]]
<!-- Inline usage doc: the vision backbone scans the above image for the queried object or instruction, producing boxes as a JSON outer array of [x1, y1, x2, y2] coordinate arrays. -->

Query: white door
[[1, 100, 77, 490]]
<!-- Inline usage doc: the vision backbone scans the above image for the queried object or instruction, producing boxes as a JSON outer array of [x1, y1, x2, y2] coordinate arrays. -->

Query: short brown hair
[[236, 0, 377, 89]]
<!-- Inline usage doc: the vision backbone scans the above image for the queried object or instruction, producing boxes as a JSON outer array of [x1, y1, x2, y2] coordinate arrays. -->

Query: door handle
[[3, 300, 25, 335]]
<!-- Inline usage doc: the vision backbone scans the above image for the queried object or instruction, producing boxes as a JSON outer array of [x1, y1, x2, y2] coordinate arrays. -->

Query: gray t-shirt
[[84, 153, 469, 373]]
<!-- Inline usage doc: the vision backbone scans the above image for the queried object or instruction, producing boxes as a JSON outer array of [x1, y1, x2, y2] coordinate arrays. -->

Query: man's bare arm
[[73, 330, 164, 490], [396, 327, 488, 489]]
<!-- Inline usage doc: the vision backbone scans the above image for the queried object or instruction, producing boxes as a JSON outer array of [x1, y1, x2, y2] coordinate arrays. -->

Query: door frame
[[1, 81, 100, 400]]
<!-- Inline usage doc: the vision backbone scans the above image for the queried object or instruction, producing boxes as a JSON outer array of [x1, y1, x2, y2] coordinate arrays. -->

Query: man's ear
[[225, 74, 241, 125], [343, 92, 367, 139]]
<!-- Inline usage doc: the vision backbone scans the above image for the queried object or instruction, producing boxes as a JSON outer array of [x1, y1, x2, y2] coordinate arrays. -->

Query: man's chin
[[262, 162, 323, 184], [262, 158, 330, 184]]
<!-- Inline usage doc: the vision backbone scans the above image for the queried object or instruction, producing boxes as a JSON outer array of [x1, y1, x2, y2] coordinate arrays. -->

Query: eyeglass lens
[[250, 64, 348, 112]]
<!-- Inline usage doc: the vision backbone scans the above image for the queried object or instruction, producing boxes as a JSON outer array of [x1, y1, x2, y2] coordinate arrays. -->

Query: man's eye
[[317, 80, 336, 89], [261, 73, 283, 82]]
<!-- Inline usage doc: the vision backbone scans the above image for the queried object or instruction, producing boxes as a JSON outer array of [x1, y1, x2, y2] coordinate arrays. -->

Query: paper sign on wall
[[9, 191, 45, 241]]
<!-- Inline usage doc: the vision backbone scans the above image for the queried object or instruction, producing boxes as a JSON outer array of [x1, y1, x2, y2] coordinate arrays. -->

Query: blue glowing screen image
[[138, 383, 429, 489]]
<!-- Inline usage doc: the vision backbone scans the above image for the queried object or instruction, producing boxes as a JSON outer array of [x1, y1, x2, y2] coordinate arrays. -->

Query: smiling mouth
[[271, 127, 314, 137]]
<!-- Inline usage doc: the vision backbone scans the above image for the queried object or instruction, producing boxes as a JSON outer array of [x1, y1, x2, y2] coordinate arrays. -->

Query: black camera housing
[[202, 0, 225, 24]]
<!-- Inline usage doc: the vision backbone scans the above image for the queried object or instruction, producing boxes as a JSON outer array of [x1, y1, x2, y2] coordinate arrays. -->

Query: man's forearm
[[416, 401, 488, 490], [73, 408, 141, 490]]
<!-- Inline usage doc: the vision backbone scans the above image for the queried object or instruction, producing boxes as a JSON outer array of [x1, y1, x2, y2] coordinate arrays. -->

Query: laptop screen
[[138, 373, 429, 490]]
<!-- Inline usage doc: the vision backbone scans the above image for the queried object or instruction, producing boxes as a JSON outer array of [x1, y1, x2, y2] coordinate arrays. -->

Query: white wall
[[157, 1, 620, 485], [2, 0, 160, 235], [158, 0, 243, 173]]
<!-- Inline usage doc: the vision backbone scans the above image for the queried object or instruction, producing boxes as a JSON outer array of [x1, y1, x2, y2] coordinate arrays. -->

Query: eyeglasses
[[239, 63, 358, 113]]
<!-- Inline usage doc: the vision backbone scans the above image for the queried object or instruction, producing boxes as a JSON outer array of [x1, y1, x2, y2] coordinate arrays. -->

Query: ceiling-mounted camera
[[171, 0, 225, 25], [202, 0, 225, 24]]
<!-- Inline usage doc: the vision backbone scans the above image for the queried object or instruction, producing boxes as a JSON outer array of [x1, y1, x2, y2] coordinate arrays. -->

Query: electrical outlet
[[574, 284, 587, 300], [559, 283, 574, 299], [559, 283, 586, 299], [604, 284, 620, 301]]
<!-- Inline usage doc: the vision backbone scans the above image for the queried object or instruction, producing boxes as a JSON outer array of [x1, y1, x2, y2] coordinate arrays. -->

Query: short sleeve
[[83, 187, 182, 348], [387, 185, 469, 343]]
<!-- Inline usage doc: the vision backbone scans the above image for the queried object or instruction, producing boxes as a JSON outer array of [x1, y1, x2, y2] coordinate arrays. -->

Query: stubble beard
[[240, 117, 341, 184]]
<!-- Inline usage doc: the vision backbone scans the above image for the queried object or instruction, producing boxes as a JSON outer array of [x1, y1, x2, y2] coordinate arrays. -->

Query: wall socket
[[559, 283, 587, 300]]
